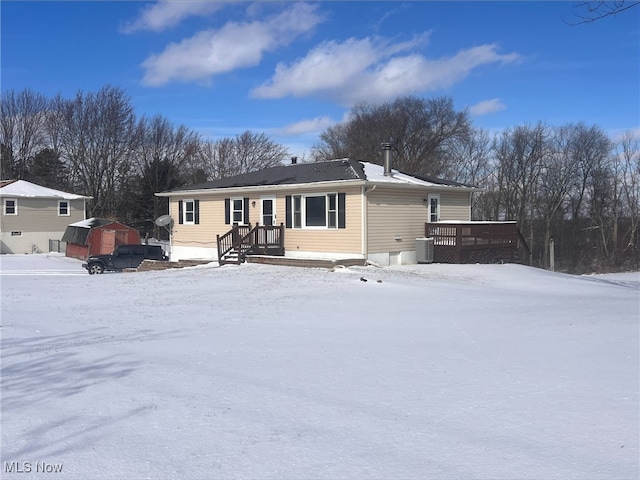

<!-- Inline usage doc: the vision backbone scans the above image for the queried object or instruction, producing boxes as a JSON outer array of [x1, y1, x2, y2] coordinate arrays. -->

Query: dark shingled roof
[[170, 159, 366, 192]]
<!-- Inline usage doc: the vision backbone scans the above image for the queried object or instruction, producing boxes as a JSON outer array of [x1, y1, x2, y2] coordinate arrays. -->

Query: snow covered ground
[[1, 254, 638, 479]]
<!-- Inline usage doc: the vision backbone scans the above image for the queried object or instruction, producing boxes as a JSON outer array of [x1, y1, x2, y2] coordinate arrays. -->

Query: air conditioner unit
[[416, 237, 434, 264]]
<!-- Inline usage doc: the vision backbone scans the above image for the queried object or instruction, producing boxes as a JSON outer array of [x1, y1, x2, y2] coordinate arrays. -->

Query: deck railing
[[426, 221, 531, 264]]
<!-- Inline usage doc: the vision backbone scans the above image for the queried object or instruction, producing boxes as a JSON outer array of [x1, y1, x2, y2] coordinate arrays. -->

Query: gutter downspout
[[362, 184, 377, 261]]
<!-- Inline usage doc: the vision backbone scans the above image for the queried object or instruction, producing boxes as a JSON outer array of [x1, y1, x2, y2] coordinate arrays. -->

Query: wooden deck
[[426, 221, 530, 264]]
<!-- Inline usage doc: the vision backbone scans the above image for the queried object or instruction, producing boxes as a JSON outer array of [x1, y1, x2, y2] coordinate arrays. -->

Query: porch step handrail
[[217, 223, 285, 265], [216, 224, 252, 265]]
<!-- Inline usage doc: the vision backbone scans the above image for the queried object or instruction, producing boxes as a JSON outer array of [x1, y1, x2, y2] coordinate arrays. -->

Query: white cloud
[[250, 35, 428, 102], [122, 0, 227, 33], [280, 116, 336, 135], [141, 3, 323, 86], [469, 98, 507, 116], [253, 40, 520, 105]]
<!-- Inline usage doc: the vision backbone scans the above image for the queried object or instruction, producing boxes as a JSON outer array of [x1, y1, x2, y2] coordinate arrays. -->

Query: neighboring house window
[[58, 200, 70, 216], [428, 194, 440, 222], [178, 199, 200, 225], [4, 198, 17, 215], [286, 193, 345, 229], [224, 198, 249, 225]]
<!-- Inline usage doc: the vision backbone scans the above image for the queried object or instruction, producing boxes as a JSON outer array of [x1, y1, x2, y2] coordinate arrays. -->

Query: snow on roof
[[361, 162, 477, 189], [68, 217, 113, 228], [69, 218, 97, 228], [362, 162, 438, 186], [0, 180, 91, 199]]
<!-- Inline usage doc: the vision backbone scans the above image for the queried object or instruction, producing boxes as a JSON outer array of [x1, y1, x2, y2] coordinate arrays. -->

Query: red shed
[[62, 218, 141, 261]]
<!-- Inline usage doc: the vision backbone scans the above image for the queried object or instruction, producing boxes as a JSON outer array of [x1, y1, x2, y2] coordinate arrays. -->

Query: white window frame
[[182, 199, 196, 224], [428, 194, 440, 223], [292, 193, 338, 229], [58, 200, 70, 216], [4, 198, 17, 215], [230, 197, 245, 225], [292, 195, 302, 228]]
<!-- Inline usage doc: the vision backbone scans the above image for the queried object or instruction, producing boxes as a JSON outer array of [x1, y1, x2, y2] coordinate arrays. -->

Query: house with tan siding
[[156, 158, 481, 265], [0, 180, 91, 254]]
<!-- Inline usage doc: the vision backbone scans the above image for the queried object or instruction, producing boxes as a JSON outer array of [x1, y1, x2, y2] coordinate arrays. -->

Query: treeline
[[312, 97, 639, 273], [1, 87, 638, 273], [0, 85, 288, 239]]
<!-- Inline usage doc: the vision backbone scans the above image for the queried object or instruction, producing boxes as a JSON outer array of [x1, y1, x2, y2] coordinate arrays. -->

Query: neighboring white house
[[0, 180, 92, 254]]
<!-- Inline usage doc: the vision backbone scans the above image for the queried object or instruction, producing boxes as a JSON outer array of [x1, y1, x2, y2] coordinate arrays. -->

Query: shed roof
[[61, 218, 134, 244], [0, 180, 92, 199]]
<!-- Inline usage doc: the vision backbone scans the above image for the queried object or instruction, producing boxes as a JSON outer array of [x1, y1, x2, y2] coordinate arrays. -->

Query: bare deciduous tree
[[0, 89, 48, 179], [618, 132, 640, 255], [129, 115, 200, 236], [196, 131, 289, 181], [312, 96, 470, 178], [58, 85, 141, 217]]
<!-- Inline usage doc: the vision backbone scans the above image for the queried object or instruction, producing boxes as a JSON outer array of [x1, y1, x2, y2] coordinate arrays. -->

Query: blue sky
[[2, 1, 638, 158]]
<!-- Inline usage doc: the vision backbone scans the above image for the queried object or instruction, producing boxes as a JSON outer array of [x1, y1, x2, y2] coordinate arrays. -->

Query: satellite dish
[[155, 215, 172, 227]]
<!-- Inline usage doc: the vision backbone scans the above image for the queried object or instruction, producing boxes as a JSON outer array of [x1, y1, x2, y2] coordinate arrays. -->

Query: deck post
[[279, 223, 285, 255], [455, 224, 462, 263]]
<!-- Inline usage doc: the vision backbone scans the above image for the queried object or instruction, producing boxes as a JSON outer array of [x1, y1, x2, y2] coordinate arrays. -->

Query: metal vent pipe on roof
[[381, 140, 395, 176]]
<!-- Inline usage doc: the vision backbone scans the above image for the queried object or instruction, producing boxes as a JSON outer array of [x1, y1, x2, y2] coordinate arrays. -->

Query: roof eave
[[0, 193, 93, 200], [365, 180, 484, 192], [155, 179, 366, 197]]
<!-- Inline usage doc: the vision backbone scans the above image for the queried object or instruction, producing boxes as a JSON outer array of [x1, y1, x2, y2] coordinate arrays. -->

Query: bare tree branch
[[568, 1, 640, 25]]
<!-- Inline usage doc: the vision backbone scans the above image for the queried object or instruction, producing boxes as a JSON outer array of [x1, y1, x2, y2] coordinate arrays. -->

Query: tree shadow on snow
[[1, 327, 182, 412], [2, 406, 157, 459]]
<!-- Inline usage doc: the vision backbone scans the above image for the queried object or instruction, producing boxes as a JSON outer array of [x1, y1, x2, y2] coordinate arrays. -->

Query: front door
[[260, 197, 277, 246], [428, 194, 440, 223], [261, 197, 276, 226]]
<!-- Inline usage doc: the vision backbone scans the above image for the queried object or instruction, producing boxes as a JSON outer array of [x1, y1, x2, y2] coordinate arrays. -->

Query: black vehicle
[[83, 244, 168, 274]]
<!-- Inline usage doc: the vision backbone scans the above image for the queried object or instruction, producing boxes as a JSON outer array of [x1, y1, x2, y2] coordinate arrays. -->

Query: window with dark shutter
[[194, 200, 200, 224], [285, 195, 292, 228], [225, 198, 230, 224], [230, 198, 244, 224], [338, 193, 346, 229], [243, 197, 249, 224], [180, 199, 196, 224], [284, 193, 345, 228], [293, 195, 302, 228]]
